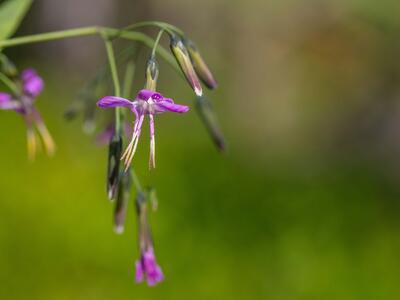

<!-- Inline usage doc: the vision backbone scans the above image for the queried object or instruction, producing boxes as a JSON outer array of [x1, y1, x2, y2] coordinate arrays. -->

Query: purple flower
[[97, 89, 189, 170], [0, 68, 55, 160], [134, 191, 164, 286], [135, 247, 164, 286], [21, 68, 44, 97], [0, 92, 20, 110]]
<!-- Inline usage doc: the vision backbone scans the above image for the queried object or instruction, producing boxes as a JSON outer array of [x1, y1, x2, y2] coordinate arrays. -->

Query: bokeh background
[[1, 0, 400, 299]]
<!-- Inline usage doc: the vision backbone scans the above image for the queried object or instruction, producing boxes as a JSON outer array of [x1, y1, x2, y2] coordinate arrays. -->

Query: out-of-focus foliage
[[0, 0, 32, 40], [2, 0, 400, 299]]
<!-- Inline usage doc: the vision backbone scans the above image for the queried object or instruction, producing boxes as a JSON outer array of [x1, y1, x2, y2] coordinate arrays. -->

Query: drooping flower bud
[[145, 56, 159, 91], [134, 191, 164, 286], [114, 171, 131, 234], [169, 34, 203, 96], [107, 133, 122, 200], [184, 39, 217, 90], [195, 96, 226, 152]]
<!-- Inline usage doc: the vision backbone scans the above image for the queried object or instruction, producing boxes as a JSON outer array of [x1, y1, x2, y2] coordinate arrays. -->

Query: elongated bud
[[195, 96, 226, 152], [107, 133, 122, 200], [0, 54, 17, 78], [145, 56, 159, 91], [184, 39, 217, 89], [114, 171, 131, 234], [170, 34, 203, 96]]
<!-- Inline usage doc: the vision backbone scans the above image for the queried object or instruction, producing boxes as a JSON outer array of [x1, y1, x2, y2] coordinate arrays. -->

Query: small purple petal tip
[[135, 248, 164, 286], [21, 68, 44, 97], [97, 96, 133, 108]]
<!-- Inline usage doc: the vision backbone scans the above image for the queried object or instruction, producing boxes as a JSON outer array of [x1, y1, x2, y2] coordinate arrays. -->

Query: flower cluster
[[94, 29, 223, 286], [0, 67, 55, 160], [0, 20, 224, 288]]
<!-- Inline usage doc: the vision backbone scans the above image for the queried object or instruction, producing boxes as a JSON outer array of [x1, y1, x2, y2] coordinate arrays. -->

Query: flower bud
[[184, 39, 217, 89], [195, 96, 226, 152], [107, 133, 122, 200], [170, 34, 203, 96], [145, 56, 159, 91], [114, 171, 131, 234]]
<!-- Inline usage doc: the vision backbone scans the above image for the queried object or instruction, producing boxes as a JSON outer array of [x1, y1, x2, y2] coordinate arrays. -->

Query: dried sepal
[[195, 96, 226, 152], [107, 133, 122, 200]]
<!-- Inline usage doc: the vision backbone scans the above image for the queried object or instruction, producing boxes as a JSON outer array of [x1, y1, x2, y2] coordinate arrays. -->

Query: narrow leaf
[[0, 0, 33, 41]]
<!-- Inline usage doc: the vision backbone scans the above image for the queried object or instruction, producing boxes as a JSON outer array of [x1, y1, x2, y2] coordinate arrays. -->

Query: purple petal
[[135, 260, 144, 283], [147, 265, 164, 286], [156, 100, 189, 113], [21, 68, 44, 97], [149, 114, 155, 169], [142, 250, 164, 286], [137, 89, 162, 101], [97, 96, 133, 109], [96, 125, 115, 145], [0, 92, 12, 104], [0, 92, 22, 110]]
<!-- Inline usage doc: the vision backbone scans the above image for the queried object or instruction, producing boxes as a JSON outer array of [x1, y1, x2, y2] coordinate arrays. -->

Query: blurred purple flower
[[135, 247, 164, 286], [0, 68, 55, 159], [134, 191, 164, 286], [96, 122, 133, 146], [21, 68, 44, 97], [97, 89, 189, 170]]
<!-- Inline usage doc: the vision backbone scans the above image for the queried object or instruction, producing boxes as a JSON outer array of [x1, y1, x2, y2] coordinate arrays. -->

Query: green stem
[[121, 55, 143, 195], [0, 27, 180, 73], [130, 168, 143, 193], [123, 21, 184, 36], [0, 26, 99, 48], [122, 60, 136, 99], [0, 72, 19, 94], [102, 35, 121, 135], [151, 29, 165, 57]]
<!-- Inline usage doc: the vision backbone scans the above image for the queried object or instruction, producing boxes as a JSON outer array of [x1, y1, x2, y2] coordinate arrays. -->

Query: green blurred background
[[1, 0, 400, 299]]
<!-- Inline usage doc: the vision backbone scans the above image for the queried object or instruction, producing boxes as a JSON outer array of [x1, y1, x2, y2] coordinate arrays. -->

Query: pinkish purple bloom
[[0, 68, 55, 159], [21, 68, 44, 97], [0, 92, 20, 110], [134, 191, 164, 286], [135, 247, 164, 286], [97, 89, 189, 170]]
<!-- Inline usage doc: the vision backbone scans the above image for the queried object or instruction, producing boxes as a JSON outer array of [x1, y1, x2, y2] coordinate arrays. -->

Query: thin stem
[[102, 35, 121, 135], [151, 29, 165, 57], [130, 168, 143, 193], [0, 72, 19, 94], [0, 26, 99, 48], [0, 26, 180, 75], [122, 53, 143, 195], [123, 21, 184, 36], [123, 60, 136, 99]]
